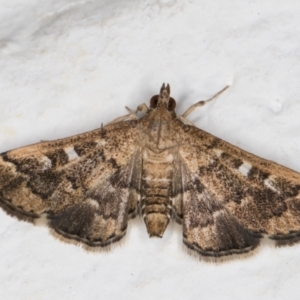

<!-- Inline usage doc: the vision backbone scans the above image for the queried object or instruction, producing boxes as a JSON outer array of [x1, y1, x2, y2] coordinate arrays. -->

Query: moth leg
[[108, 103, 149, 124], [125, 103, 149, 114], [178, 85, 229, 125]]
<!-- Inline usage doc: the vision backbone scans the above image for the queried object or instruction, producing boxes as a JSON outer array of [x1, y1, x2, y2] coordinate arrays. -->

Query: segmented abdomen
[[141, 150, 173, 237]]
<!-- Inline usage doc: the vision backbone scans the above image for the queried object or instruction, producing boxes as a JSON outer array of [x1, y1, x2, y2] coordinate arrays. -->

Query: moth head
[[150, 83, 176, 112]]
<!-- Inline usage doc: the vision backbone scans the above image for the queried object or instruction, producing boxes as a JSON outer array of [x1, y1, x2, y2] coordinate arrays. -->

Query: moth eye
[[168, 98, 176, 111], [150, 95, 159, 108]]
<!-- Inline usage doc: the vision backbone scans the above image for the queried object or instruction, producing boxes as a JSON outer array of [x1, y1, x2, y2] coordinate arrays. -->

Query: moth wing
[[0, 120, 142, 248], [178, 151, 260, 258], [174, 119, 300, 257]]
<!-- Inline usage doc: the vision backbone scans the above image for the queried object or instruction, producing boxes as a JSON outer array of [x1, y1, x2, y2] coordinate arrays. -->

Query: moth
[[1, 83, 300, 260]]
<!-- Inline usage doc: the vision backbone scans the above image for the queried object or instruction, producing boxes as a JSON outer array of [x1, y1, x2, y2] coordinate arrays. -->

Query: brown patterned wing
[[174, 119, 300, 257], [179, 159, 260, 258], [0, 120, 142, 249]]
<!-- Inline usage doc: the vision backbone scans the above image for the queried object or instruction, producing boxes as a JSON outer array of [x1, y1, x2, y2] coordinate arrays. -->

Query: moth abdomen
[[141, 157, 173, 237], [141, 192, 172, 237]]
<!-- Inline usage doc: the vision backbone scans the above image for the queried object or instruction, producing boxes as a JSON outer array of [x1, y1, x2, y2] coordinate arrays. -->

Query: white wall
[[1, 1, 300, 299]]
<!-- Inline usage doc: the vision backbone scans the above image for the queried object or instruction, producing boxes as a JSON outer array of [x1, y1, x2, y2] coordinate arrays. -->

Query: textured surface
[[2, 0, 300, 299]]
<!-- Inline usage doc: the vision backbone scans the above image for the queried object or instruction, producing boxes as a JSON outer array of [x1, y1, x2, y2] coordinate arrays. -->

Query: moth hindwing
[[1, 83, 300, 260]]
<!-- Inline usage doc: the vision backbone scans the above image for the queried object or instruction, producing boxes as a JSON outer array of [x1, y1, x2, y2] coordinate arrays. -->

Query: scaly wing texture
[[173, 119, 300, 257], [0, 120, 142, 248]]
